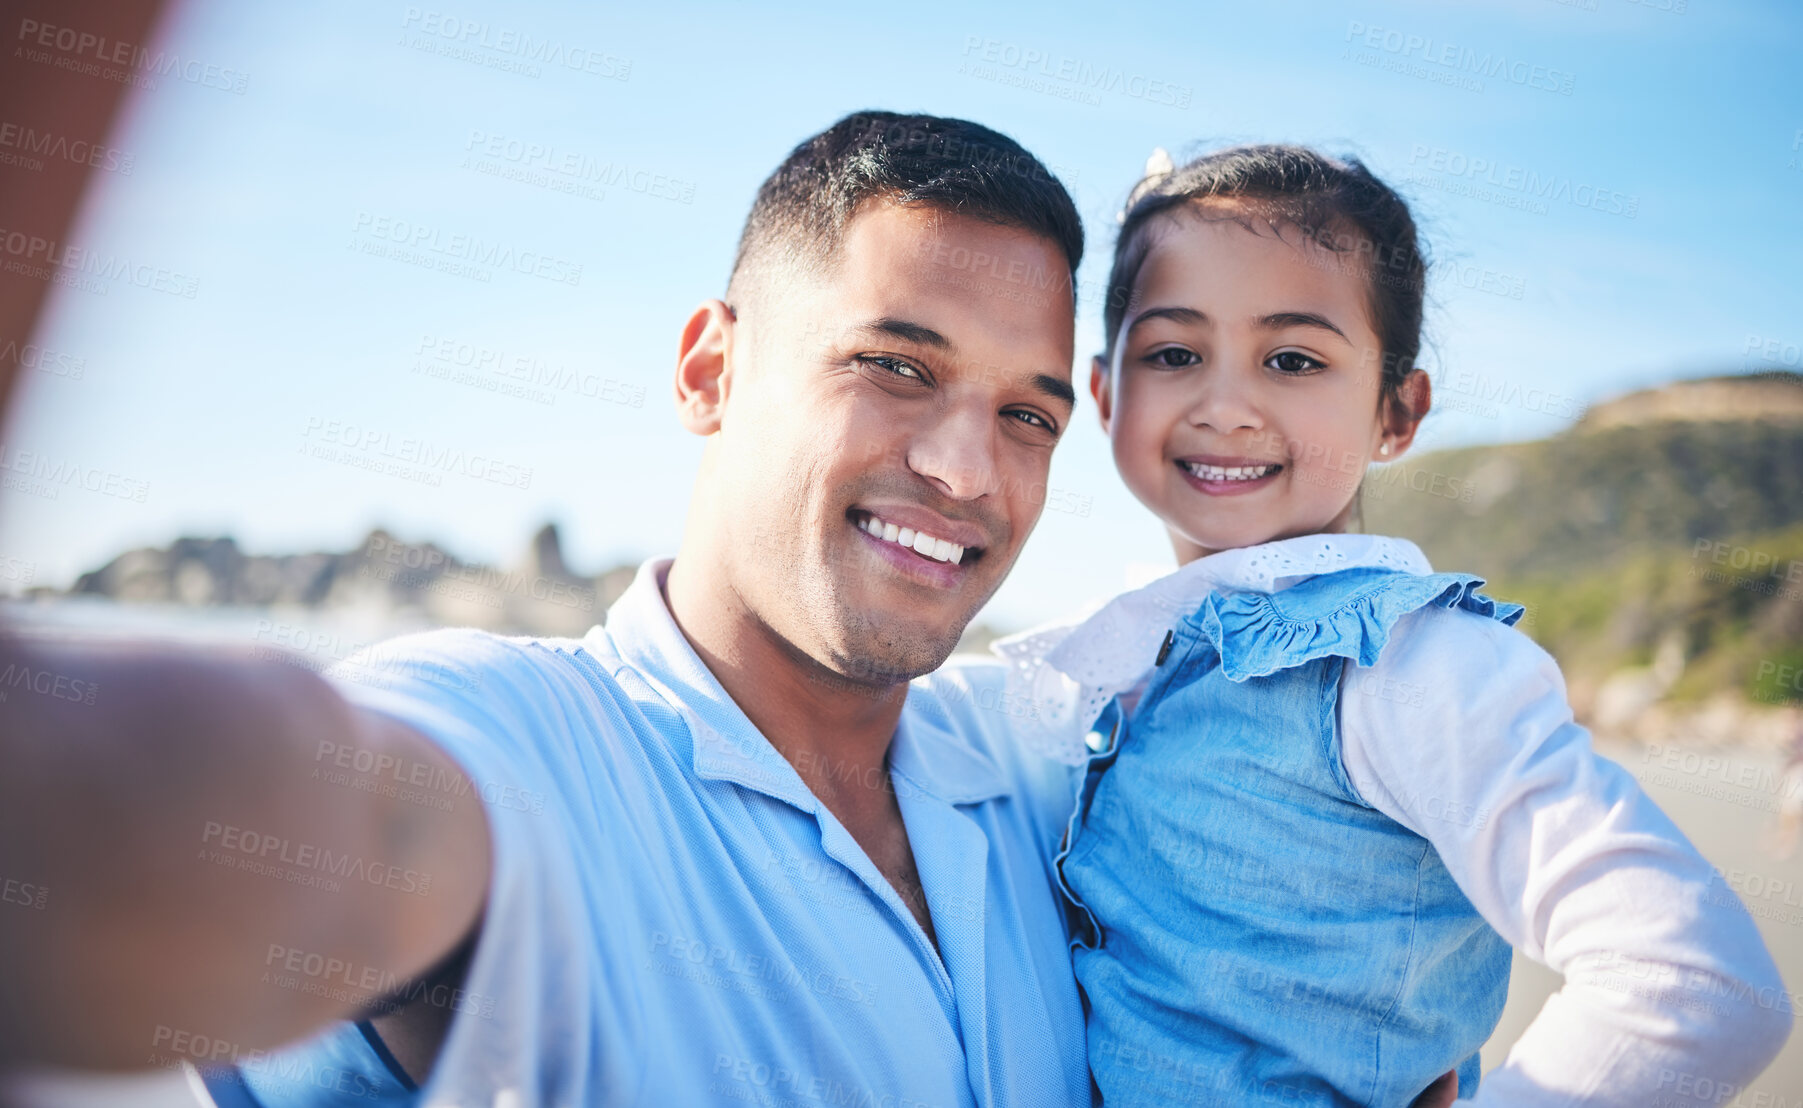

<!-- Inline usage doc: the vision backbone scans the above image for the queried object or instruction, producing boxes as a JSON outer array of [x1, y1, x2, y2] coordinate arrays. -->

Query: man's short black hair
[[726, 110, 1083, 311]]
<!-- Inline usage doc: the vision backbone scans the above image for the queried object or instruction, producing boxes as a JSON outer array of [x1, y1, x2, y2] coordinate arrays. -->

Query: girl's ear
[[675, 300, 736, 436], [1379, 368, 1432, 459], [1089, 355, 1113, 433]]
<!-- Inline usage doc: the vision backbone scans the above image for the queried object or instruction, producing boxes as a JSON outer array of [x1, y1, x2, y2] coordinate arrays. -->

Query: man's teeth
[[1183, 461, 1279, 481], [857, 514, 965, 564]]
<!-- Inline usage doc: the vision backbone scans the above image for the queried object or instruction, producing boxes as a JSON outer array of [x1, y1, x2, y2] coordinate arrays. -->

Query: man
[[1, 111, 1468, 1108], [1, 111, 1092, 1107]]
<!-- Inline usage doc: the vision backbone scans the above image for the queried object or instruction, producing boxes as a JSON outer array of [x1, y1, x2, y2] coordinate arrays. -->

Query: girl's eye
[[861, 355, 927, 382], [1267, 350, 1324, 375], [1146, 347, 1199, 369]]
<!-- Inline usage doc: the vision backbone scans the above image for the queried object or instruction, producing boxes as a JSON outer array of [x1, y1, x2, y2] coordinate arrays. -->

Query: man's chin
[[810, 553, 999, 684], [827, 630, 961, 689]]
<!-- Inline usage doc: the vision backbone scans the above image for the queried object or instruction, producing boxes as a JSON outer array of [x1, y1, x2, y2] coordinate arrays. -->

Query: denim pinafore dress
[[1059, 567, 1522, 1107]]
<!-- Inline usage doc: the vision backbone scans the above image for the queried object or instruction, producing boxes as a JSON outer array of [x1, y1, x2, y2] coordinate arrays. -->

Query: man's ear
[[1380, 368, 1433, 459], [675, 300, 736, 436], [1089, 356, 1113, 433]]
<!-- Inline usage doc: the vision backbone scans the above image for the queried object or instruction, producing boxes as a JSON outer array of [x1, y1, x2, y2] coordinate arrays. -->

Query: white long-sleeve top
[[993, 532, 1793, 1105]]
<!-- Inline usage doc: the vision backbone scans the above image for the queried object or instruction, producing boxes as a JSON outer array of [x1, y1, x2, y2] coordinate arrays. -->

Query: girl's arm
[[1338, 606, 1791, 1106]]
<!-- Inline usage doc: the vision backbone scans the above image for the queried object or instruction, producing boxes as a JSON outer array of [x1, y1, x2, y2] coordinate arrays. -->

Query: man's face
[[713, 201, 1075, 686]]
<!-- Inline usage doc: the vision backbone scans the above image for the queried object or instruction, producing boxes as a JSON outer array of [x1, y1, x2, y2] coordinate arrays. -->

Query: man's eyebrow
[[1032, 373, 1076, 408], [1256, 311, 1348, 340], [850, 316, 1071, 407], [856, 317, 952, 350], [1125, 306, 1209, 335]]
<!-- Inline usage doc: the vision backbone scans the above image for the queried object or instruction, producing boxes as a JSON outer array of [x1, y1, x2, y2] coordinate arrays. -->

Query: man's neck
[[663, 554, 940, 949], [661, 556, 906, 808]]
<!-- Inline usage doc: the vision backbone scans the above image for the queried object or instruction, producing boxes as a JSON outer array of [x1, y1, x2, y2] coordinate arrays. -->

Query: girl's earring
[[1378, 441, 1392, 457]]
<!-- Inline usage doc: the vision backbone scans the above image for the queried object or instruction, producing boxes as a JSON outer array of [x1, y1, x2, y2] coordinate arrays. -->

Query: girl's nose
[[1184, 363, 1264, 434]]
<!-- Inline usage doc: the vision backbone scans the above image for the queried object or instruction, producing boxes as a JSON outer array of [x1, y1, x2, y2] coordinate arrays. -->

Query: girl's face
[[1094, 207, 1426, 565]]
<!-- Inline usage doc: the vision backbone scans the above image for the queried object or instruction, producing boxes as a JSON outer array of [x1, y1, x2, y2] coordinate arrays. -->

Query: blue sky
[[4, 0, 1800, 628]]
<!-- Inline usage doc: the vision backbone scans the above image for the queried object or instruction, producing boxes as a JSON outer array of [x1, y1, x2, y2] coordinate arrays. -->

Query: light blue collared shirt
[[215, 559, 1088, 1108]]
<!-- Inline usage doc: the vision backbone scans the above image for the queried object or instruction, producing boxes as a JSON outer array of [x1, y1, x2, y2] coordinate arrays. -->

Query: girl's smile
[[1175, 453, 1285, 496], [1092, 205, 1428, 565]]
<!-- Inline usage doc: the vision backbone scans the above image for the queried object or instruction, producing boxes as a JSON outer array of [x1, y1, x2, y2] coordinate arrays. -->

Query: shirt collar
[[1047, 533, 1433, 678], [1156, 531, 1433, 597], [595, 558, 1007, 808], [989, 534, 1434, 761], [892, 688, 1010, 805], [1013, 532, 1433, 673]]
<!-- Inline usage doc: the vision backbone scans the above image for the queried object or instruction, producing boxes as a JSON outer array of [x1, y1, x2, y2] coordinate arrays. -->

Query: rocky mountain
[[58, 523, 635, 638]]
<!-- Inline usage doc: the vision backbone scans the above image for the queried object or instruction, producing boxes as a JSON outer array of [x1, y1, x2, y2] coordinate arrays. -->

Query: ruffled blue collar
[[991, 534, 1437, 762]]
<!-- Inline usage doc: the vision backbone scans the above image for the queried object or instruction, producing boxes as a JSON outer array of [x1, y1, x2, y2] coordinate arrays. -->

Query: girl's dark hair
[[1101, 144, 1426, 417]]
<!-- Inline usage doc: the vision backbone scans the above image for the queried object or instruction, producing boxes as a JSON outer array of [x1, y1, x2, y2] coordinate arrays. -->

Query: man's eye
[[861, 355, 925, 381], [1267, 350, 1324, 375], [1146, 347, 1199, 369], [1006, 409, 1055, 433]]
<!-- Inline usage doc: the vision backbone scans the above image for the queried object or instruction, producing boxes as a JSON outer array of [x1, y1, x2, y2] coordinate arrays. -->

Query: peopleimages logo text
[[351, 212, 581, 287], [960, 36, 1192, 108], [0, 122, 134, 174], [14, 17, 249, 94], [1344, 21, 1576, 95], [300, 417, 534, 490], [1408, 145, 1638, 219], [0, 226, 199, 298], [400, 7, 630, 79]]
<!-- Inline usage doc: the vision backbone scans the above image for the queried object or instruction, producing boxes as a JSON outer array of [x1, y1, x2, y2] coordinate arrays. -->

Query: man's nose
[[907, 402, 1000, 501]]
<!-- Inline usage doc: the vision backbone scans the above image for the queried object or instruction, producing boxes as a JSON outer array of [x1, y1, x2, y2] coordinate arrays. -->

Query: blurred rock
[[61, 525, 636, 637]]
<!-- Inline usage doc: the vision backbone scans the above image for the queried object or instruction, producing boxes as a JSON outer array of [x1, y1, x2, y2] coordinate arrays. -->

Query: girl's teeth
[[857, 514, 967, 565], [1187, 462, 1276, 481]]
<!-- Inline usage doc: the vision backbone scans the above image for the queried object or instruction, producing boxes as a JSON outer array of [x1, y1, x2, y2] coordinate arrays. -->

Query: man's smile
[[846, 506, 990, 589], [853, 510, 969, 565]]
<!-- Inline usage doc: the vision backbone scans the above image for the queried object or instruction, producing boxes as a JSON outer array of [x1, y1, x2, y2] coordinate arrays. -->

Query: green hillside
[[1363, 374, 1803, 704], [1489, 523, 1803, 706]]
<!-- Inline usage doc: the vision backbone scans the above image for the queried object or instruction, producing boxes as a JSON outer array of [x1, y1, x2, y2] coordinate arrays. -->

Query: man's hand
[[1409, 1069, 1460, 1108], [0, 634, 490, 1073]]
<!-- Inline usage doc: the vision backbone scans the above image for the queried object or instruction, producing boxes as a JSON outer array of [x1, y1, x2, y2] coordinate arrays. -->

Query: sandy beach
[[1483, 737, 1802, 1102]]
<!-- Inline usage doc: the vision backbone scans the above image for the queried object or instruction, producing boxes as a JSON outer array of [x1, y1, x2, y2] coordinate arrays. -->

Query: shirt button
[[1085, 729, 1108, 753]]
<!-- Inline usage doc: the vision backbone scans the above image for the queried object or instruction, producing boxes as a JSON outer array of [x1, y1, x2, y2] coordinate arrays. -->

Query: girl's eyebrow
[[1256, 311, 1347, 340], [1126, 305, 1209, 334]]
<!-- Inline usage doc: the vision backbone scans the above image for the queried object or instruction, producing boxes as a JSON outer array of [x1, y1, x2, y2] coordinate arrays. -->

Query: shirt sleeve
[[317, 628, 617, 1107], [1338, 606, 1793, 1106]]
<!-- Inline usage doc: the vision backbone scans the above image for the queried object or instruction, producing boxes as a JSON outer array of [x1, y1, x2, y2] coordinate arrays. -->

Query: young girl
[[998, 146, 1792, 1105]]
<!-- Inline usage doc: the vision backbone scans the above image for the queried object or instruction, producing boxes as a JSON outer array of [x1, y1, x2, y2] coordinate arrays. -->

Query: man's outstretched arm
[[0, 633, 491, 1074]]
